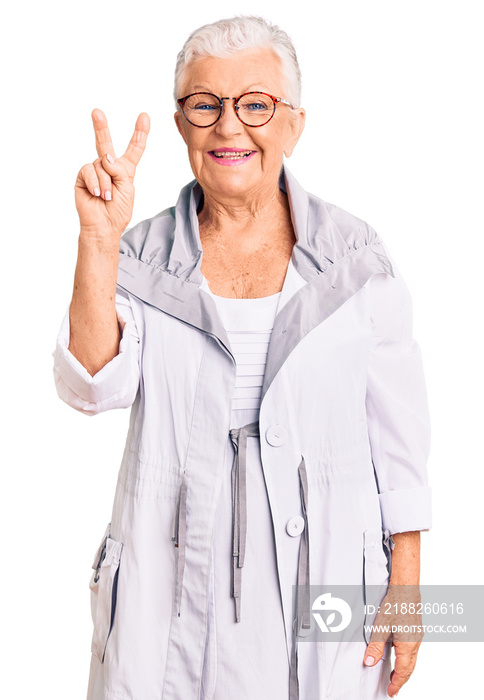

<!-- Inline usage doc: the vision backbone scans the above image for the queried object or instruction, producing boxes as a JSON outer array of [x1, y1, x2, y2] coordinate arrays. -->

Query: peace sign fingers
[[76, 109, 150, 236], [121, 112, 151, 177], [92, 108, 116, 160]]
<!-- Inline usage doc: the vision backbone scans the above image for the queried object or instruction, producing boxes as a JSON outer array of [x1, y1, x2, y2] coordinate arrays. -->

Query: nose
[[214, 98, 244, 137]]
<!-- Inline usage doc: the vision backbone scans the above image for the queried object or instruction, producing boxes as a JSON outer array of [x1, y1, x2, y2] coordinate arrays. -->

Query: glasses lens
[[237, 94, 275, 126], [183, 94, 221, 126]]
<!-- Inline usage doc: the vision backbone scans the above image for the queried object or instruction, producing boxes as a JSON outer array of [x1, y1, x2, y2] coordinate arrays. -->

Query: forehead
[[179, 47, 285, 97]]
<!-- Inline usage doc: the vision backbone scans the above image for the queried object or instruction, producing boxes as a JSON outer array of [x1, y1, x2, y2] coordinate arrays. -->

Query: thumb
[[100, 152, 130, 185], [364, 640, 387, 667]]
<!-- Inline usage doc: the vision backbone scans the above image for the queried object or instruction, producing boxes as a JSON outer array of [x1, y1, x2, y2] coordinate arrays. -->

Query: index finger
[[92, 108, 116, 159], [121, 112, 151, 171]]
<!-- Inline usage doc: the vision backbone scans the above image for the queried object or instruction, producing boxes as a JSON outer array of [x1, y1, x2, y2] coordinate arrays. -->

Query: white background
[[2, 0, 483, 697]]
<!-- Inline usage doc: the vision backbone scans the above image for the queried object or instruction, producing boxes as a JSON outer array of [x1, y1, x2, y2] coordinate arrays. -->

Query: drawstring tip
[[230, 422, 259, 625], [173, 473, 187, 621]]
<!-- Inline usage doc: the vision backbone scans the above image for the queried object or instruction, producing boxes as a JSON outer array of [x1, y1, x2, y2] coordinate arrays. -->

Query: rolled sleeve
[[365, 248, 432, 534], [52, 290, 141, 415]]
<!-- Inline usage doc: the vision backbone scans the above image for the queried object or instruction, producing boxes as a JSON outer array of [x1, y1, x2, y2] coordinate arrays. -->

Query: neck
[[198, 183, 292, 248]]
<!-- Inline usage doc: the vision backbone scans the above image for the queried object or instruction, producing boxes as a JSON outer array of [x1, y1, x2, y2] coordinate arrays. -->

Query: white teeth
[[212, 151, 252, 158]]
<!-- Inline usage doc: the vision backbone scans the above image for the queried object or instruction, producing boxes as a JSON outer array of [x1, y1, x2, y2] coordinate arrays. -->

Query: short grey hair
[[174, 16, 302, 108]]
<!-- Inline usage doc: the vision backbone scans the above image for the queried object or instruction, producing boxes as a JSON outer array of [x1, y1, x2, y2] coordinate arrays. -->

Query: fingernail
[[94, 187, 100, 197], [364, 656, 375, 666], [105, 190, 112, 201], [106, 153, 114, 164]]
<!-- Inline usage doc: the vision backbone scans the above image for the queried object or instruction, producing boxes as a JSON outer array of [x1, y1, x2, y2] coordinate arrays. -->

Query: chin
[[201, 167, 259, 200]]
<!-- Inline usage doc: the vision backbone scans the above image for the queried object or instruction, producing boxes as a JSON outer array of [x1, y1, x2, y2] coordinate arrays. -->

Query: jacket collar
[[117, 166, 394, 400], [164, 166, 322, 284]]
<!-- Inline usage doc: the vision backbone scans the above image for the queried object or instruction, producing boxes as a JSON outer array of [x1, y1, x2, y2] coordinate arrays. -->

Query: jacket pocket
[[89, 523, 124, 663], [362, 529, 390, 646]]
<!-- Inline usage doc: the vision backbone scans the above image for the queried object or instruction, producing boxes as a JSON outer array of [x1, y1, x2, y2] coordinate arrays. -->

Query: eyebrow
[[189, 84, 271, 94]]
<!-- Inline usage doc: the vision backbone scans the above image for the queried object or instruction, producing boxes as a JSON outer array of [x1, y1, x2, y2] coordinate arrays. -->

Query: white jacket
[[53, 167, 431, 700]]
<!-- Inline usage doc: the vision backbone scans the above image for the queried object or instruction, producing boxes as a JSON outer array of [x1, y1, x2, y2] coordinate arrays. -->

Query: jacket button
[[286, 515, 305, 537], [265, 424, 287, 446]]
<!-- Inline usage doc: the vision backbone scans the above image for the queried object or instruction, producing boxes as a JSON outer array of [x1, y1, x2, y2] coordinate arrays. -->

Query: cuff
[[379, 486, 432, 534], [52, 307, 138, 407]]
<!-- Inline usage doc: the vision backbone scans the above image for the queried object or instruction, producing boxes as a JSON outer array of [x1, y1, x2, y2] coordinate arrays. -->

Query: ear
[[283, 108, 306, 158], [174, 111, 188, 145]]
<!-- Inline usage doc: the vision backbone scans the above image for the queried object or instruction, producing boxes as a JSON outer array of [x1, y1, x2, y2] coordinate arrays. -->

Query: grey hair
[[174, 15, 302, 108]]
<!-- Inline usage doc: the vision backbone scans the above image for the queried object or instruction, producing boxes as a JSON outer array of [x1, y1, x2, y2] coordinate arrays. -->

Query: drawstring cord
[[172, 472, 188, 617], [229, 421, 260, 623], [289, 456, 310, 700]]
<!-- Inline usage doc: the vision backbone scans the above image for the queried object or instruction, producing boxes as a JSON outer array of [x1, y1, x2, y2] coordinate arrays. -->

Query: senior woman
[[53, 15, 431, 700]]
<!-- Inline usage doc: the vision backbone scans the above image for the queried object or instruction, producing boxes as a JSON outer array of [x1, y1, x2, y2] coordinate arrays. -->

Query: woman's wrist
[[78, 226, 122, 253], [388, 531, 421, 586], [68, 230, 122, 376]]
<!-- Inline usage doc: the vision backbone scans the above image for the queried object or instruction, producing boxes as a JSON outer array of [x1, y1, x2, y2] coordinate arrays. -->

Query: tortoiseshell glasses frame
[[177, 91, 294, 128]]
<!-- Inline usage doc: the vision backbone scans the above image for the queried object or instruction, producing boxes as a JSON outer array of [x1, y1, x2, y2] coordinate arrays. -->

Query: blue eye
[[238, 97, 272, 112], [193, 103, 218, 111]]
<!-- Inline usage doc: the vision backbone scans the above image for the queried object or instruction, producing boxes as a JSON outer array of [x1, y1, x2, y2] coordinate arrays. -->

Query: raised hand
[[75, 109, 150, 238]]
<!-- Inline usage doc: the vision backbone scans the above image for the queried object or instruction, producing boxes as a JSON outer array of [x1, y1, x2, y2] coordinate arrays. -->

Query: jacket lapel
[[116, 166, 394, 396], [117, 181, 235, 363], [261, 168, 394, 400]]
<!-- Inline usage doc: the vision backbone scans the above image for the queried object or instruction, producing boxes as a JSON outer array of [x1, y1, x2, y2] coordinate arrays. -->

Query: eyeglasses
[[177, 91, 294, 128]]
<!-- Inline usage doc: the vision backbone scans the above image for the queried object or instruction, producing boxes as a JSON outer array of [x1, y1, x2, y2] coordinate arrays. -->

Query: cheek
[[186, 138, 205, 162], [259, 125, 287, 156], [260, 136, 286, 161]]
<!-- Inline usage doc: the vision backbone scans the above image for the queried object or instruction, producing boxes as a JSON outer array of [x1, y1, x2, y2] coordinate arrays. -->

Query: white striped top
[[200, 277, 281, 411]]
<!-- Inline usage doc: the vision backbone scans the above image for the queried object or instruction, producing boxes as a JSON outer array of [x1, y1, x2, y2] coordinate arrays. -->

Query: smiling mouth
[[210, 150, 255, 159]]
